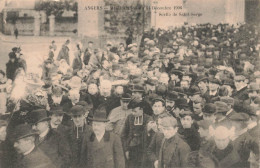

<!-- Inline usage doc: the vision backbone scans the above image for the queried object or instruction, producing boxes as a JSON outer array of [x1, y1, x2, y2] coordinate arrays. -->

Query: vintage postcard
[[0, 0, 259, 168]]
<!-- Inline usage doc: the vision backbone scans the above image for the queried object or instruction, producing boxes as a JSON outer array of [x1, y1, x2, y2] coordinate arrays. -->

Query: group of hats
[[12, 102, 110, 141]]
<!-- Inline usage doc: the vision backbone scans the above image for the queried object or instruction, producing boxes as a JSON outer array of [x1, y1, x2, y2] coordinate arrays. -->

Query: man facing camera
[[80, 104, 125, 168], [158, 116, 191, 168], [208, 125, 241, 168]]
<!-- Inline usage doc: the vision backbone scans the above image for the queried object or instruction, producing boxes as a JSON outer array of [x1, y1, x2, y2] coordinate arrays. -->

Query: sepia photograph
[[0, 0, 259, 167]]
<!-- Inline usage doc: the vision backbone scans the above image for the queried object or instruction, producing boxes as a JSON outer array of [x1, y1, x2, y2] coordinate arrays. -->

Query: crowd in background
[[0, 22, 259, 168]]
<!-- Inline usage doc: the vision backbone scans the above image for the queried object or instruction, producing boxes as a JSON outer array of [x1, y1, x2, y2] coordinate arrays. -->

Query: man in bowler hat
[[80, 104, 125, 168], [30, 109, 71, 168], [12, 124, 56, 168]]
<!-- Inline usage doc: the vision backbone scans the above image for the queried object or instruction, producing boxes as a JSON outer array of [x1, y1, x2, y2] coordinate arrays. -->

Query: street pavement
[[0, 34, 73, 74]]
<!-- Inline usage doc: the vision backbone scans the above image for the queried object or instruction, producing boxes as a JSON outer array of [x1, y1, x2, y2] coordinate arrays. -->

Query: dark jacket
[[14, 147, 56, 168], [209, 143, 241, 168], [147, 132, 164, 163], [57, 45, 70, 65], [95, 94, 121, 116], [121, 113, 152, 152], [67, 124, 92, 168], [80, 131, 125, 168], [6, 61, 18, 81], [36, 129, 71, 168], [79, 90, 94, 105], [178, 124, 201, 151], [158, 134, 191, 168], [0, 140, 15, 168], [121, 113, 152, 168], [232, 131, 259, 168]]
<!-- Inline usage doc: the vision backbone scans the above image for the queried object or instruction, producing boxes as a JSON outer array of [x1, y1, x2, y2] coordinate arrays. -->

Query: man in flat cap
[[121, 99, 152, 168], [80, 104, 125, 168], [214, 101, 233, 127], [220, 96, 237, 118], [30, 109, 71, 168], [12, 124, 56, 168], [158, 116, 191, 168]]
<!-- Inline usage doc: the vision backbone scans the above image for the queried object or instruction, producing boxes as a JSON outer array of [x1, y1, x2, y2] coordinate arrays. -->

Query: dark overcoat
[[67, 124, 92, 168], [35, 129, 71, 168], [209, 143, 241, 168], [158, 134, 191, 168], [80, 131, 125, 168], [147, 132, 164, 163], [178, 124, 201, 151], [121, 113, 152, 168], [14, 147, 56, 168], [232, 131, 259, 168]]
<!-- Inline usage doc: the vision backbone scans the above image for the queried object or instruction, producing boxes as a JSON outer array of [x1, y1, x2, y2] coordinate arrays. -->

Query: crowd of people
[[0, 22, 260, 168]]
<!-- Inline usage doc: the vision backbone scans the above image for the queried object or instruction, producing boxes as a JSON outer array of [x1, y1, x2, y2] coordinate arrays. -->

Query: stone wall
[[54, 17, 77, 36], [2, 16, 78, 36], [4, 17, 34, 35]]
